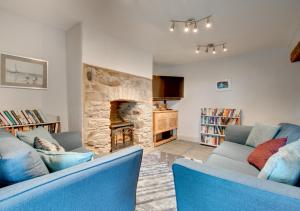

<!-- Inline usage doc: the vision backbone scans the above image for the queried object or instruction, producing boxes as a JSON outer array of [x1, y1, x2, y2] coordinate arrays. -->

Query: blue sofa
[[0, 132, 143, 211], [173, 123, 300, 211]]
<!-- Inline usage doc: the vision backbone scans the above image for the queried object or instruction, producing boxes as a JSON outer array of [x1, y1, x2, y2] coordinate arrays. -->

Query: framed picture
[[216, 79, 231, 91], [0, 53, 48, 89]]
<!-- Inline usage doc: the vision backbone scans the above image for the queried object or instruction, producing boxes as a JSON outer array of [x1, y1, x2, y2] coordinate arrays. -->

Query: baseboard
[[177, 135, 200, 143]]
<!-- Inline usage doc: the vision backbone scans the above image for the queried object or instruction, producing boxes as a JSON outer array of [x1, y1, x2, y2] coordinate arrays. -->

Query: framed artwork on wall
[[0, 53, 48, 89], [216, 79, 231, 91]]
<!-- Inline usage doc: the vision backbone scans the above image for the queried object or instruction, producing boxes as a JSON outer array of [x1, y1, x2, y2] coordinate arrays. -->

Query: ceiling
[[0, 0, 300, 65]]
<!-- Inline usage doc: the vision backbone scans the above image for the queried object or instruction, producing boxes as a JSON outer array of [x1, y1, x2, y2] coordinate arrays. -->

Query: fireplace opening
[[110, 100, 135, 152]]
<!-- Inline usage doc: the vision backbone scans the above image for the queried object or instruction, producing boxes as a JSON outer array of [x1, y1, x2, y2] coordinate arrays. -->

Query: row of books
[[201, 126, 225, 135], [201, 108, 241, 117], [201, 136, 225, 146], [0, 109, 49, 127], [201, 116, 240, 125]]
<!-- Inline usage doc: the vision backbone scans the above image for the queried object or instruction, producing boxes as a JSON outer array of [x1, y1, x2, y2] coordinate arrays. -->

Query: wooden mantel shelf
[[291, 41, 300, 63]]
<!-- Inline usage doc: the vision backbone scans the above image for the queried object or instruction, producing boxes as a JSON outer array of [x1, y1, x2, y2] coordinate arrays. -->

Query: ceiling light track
[[169, 15, 212, 33], [195, 43, 228, 54]]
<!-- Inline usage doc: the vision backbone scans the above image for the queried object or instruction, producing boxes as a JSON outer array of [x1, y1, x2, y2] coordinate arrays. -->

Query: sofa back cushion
[[0, 130, 49, 187], [276, 123, 300, 144], [246, 123, 280, 147]]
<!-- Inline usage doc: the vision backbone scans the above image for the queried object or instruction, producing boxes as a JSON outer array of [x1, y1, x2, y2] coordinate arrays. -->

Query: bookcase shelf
[[200, 108, 241, 147], [0, 109, 61, 136]]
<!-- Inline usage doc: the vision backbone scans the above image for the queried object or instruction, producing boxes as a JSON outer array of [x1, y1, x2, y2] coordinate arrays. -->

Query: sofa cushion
[[247, 138, 287, 170], [205, 154, 259, 176], [246, 123, 280, 147], [258, 139, 300, 185], [213, 141, 254, 163], [275, 123, 300, 144], [17, 127, 59, 147], [37, 149, 94, 172], [0, 130, 49, 186], [34, 137, 65, 152]]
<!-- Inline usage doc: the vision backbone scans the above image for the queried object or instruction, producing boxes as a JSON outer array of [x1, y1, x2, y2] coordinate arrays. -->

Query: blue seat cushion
[[0, 130, 49, 186], [275, 123, 300, 144], [213, 141, 254, 163], [205, 154, 259, 176]]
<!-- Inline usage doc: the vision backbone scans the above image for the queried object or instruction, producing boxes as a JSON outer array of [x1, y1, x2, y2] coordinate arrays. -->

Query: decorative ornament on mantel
[[195, 43, 228, 55], [169, 15, 212, 33]]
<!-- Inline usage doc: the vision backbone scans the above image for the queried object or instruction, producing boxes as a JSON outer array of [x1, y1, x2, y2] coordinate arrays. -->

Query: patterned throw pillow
[[34, 137, 65, 152]]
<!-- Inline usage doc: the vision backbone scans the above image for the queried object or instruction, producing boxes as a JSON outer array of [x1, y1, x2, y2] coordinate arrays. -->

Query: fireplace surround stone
[[83, 64, 153, 153]]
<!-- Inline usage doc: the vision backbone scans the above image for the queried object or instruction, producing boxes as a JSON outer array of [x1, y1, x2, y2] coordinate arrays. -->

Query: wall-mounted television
[[153, 75, 184, 100]]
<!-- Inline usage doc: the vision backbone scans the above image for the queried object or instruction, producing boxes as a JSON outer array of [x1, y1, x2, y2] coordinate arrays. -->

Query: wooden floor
[[148, 139, 214, 162]]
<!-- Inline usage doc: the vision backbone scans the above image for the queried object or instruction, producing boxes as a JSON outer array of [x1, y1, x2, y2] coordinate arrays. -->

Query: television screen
[[153, 75, 184, 100]]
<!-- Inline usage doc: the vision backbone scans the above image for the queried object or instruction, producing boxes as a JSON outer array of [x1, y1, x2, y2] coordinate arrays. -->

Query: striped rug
[[136, 152, 181, 211]]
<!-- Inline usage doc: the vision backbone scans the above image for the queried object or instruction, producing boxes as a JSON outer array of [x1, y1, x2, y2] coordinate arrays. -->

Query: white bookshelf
[[200, 108, 241, 147]]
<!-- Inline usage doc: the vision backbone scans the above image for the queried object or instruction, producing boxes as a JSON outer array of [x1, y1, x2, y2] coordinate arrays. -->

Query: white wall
[[66, 24, 83, 132], [82, 25, 153, 79], [64, 24, 153, 133], [290, 26, 300, 51], [0, 10, 69, 131], [154, 47, 300, 142]]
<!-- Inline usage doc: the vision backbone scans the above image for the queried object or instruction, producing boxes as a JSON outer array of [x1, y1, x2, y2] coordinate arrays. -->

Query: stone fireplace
[[83, 64, 153, 154]]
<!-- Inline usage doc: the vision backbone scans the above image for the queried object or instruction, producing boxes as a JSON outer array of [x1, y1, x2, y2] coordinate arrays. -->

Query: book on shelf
[[201, 108, 241, 118]]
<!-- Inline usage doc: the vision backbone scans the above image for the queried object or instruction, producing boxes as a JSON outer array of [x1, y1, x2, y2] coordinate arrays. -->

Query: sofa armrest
[[52, 131, 82, 151], [225, 125, 253, 145], [0, 146, 143, 211], [172, 158, 300, 211]]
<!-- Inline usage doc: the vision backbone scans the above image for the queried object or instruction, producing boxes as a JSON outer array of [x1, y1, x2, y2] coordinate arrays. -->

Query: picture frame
[[0, 53, 48, 89], [216, 79, 231, 91]]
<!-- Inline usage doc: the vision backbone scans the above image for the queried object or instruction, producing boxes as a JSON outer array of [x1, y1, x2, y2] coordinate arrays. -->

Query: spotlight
[[184, 22, 189, 32], [212, 47, 216, 54], [169, 22, 175, 32], [193, 22, 198, 33], [195, 46, 200, 54], [205, 17, 212, 28], [223, 44, 228, 52]]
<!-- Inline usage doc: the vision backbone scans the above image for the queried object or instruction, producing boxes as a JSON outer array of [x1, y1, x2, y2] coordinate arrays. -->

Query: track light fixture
[[195, 43, 228, 55], [206, 17, 212, 28], [169, 21, 175, 32], [169, 15, 212, 33], [193, 22, 198, 33], [223, 44, 228, 52], [212, 47, 216, 54], [184, 22, 189, 32]]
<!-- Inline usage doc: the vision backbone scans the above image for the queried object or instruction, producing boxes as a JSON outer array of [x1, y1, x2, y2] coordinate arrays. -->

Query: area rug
[[136, 151, 182, 211]]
